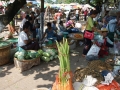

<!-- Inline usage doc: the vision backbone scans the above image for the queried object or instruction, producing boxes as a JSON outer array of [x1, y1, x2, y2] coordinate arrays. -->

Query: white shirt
[[18, 31, 28, 47], [76, 10, 79, 14], [64, 11, 69, 18], [20, 18, 27, 29]]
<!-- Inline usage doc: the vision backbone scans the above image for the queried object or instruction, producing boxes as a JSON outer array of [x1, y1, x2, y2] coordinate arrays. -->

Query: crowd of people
[[5, 5, 120, 59], [84, 9, 120, 60]]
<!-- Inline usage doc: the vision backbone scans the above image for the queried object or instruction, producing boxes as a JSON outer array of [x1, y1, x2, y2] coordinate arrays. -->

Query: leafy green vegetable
[[41, 56, 50, 62], [37, 50, 43, 56], [50, 56, 54, 60], [0, 41, 9, 47], [17, 55, 24, 60], [54, 55, 58, 59], [42, 52, 51, 57], [45, 49, 56, 56]]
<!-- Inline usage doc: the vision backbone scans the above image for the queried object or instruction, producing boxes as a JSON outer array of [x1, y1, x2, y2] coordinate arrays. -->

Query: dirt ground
[[0, 20, 120, 90]]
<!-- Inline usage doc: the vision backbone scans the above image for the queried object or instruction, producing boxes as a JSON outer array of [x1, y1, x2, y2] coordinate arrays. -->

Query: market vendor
[[58, 21, 67, 32], [95, 28, 113, 58], [18, 24, 40, 50], [41, 22, 62, 41]]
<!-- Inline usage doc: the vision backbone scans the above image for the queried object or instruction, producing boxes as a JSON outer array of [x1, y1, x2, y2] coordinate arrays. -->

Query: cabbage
[[14, 52, 20, 58], [38, 50, 43, 56], [54, 55, 58, 59], [17, 55, 24, 60], [45, 49, 56, 56], [41, 56, 50, 62], [0, 41, 9, 47], [50, 56, 54, 60], [42, 52, 51, 57], [36, 52, 41, 58], [29, 51, 37, 59]]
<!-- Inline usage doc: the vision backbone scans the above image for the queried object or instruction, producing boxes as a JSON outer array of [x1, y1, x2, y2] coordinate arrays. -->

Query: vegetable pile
[[41, 49, 58, 62], [0, 41, 9, 48], [14, 49, 41, 61]]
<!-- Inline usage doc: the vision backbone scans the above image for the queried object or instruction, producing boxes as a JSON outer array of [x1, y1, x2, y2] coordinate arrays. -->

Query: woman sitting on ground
[[58, 21, 66, 32], [41, 22, 57, 41], [18, 24, 40, 50]]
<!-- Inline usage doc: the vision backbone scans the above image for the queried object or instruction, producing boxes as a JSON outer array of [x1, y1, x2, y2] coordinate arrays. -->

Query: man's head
[[25, 15, 29, 20], [53, 21, 57, 24], [23, 24, 29, 33], [28, 17, 32, 23], [47, 22, 51, 28], [30, 11, 35, 17], [90, 10, 98, 18]]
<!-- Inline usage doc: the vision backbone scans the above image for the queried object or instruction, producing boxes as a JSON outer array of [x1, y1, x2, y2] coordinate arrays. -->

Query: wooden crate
[[14, 57, 40, 72]]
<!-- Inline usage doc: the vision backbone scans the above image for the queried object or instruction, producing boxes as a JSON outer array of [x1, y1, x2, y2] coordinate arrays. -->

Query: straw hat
[[101, 28, 108, 32]]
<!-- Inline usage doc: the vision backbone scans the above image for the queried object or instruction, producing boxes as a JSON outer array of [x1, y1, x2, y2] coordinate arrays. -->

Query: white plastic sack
[[101, 73, 114, 85], [113, 56, 120, 75], [87, 44, 100, 56], [73, 75, 99, 90]]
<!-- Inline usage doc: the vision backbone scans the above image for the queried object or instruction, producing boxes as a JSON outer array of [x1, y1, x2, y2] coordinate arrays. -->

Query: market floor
[[0, 46, 88, 90]]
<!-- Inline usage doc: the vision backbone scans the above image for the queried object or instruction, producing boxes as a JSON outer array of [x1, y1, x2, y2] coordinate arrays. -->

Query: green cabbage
[[50, 56, 54, 60], [37, 50, 43, 56], [42, 52, 51, 57], [54, 55, 58, 59], [45, 49, 56, 56], [17, 55, 24, 60], [41, 56, 50, 62]]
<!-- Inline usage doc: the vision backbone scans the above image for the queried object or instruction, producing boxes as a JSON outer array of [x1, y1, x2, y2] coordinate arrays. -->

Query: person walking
[[82, 10, 99, 57]]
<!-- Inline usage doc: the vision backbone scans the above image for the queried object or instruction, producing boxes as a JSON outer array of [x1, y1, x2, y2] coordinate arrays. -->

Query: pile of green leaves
[[0, 41, 9, 48]]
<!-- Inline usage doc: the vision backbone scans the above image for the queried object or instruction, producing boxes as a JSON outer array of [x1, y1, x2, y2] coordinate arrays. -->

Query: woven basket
[[0, 42, 11, 66], [14, 57, 40, 72]]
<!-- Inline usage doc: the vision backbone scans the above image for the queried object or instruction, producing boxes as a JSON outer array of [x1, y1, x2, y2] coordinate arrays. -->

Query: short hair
[[28, 17, 32, 21], [23, 24, 29, 30], [59, 21, 63, 24], [24, 21, 30, 26], [90, 10, 98, 15], [47, 22, 51, 27], [30, 11, 35, 14], [25, 15, 29, 19]]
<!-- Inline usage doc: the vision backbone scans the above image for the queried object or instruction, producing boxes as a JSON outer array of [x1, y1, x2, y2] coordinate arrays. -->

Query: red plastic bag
[[97, 80, 120, 90]]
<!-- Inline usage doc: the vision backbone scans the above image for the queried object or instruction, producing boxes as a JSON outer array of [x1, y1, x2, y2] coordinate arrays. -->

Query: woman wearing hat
[[96, 28, 113, 58]]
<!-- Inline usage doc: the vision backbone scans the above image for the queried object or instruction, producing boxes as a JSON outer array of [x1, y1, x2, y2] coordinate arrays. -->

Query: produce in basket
[[14, 50, 40, 60], [0, 41, 9, 47], [29, 51, 38, 58]]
